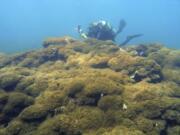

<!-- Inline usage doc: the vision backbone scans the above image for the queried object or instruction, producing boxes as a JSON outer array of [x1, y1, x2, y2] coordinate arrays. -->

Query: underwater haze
[[0, 0, 180, 53]]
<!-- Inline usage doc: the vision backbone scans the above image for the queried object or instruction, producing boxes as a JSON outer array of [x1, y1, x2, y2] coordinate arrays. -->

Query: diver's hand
[[77, 25, 82, 33]]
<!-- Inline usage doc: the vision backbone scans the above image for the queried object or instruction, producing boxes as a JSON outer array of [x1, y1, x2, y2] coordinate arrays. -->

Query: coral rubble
[[0, 37, 179, 135]]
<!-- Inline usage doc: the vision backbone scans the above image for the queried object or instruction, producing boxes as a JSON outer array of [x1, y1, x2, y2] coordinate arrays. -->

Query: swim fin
[[120, 34, 143, 46], [116, 19, 127, 36]]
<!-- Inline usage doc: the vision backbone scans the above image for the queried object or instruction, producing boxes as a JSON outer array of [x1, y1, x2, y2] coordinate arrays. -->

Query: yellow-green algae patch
[[0, 37, 180, 135]]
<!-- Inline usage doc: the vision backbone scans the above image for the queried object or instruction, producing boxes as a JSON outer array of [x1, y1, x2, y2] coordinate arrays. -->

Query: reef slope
[[0, 37, 180, 135]]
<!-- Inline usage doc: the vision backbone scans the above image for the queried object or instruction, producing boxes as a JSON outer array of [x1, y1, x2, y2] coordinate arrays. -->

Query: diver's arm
[[115, 19, 127, 36], [77, 25, 88, 39], [120, 34, 143, 46]]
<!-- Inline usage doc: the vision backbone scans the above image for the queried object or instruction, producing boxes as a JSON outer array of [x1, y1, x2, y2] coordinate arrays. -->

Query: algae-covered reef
[[0, 37, 180, 135]]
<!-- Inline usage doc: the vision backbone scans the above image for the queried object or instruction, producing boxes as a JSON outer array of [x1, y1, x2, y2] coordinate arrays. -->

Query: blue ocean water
[[0, 0, 180, 53]]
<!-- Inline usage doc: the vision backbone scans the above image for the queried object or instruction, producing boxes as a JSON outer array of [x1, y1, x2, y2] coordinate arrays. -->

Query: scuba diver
[[77, 19, 143, 46]]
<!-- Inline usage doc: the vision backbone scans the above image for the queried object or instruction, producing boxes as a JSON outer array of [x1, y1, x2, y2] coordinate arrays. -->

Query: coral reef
[[0, 37, 179, 135]]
